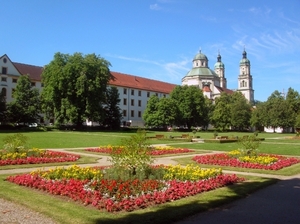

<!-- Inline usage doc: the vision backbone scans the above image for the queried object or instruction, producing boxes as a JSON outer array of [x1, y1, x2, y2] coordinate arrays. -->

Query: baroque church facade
[[182, 50, 254, 103]]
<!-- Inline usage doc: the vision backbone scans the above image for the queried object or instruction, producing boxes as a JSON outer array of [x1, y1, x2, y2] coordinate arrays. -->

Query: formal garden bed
[[6, 164, 244, 212], [0, 149, 80, 166], [85, 145, 195, 155], [192, 150, 299, 170]]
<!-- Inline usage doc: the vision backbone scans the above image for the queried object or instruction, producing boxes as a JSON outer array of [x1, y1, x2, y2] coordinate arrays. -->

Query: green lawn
[[0, 130, 299, 223]]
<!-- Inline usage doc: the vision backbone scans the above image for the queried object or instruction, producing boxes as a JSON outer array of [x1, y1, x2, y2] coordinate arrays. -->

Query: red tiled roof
[[13, 62, 43, 81], [109, 71, 177, 94], [12, 62, 177, 94], [202, 86, 212, 92], [215, 86, 234, 94]]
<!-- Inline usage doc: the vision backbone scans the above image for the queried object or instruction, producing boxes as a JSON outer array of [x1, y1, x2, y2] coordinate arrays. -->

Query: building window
[[123, 98, 127, 105], [138, 111, 141, 117], [163, 94, 166, 98], [155, 93, 158, 96], [131, 99, 134, 106], [138, 90, 141, 96], [123, 110, 127, 117], [2, 67, 7, 74], [131, 89, 134, 95], [31, 82, 36, 86], [12, 88, 15, 98], [131, 110, 134, 117], [3, 58, 7, 63], [138, 100, 141, 107], [1, 77, 7, 82], [1, 88, 7, 97], [123, 88, 127, 94], [147, 92, 150, 97], [12, 78, 17, 83]]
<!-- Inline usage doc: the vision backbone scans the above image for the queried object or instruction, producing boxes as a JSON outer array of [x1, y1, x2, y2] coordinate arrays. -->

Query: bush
[[3, 133, 28, 153], [237, 135, 261, 157], [108, 130, 153, 179]]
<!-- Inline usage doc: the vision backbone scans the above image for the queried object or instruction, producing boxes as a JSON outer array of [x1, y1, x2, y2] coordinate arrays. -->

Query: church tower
[[214, 52, 226, 88], [238, 49, 254, 103]]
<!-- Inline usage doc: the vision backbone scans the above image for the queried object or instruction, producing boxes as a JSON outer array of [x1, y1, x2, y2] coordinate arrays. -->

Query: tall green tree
[[7, 75, 40, 124], [250, 101, 267, 131], [41, 52, 111, 127], [210, 92, 232, 131], [0, 90, 6, 123], [264, 90, 294, 131], [170, 85, 208, 129], [285, 88, 300, 130], [143, 95, 160, 127], [230, 92, 251, 130], [102, 86, 122, 129]]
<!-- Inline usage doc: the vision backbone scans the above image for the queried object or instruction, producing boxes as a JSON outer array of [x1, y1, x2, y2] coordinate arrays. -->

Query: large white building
[[0, 54, 176, 127], [1, 50, 254, 127], [182, 50, 254, 103]]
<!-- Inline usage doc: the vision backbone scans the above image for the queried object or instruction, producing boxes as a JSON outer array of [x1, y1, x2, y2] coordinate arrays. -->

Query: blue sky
[[2, 0, 300, 101]]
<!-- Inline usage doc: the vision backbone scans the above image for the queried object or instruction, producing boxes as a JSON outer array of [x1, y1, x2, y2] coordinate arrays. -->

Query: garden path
[[1, 146, 300, 224]]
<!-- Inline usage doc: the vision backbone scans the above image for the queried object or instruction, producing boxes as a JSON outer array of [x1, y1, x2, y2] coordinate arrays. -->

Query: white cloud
[[150, 4, 162, 10]]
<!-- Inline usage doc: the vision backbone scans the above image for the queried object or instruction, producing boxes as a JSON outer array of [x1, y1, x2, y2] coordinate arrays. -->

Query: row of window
[[123, 98, 142, 106], [123, 88, 165, 98], [123, 110, 142, 118]]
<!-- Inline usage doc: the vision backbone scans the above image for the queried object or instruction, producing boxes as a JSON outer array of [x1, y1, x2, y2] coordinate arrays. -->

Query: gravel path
[[0, 198, 57, 224]]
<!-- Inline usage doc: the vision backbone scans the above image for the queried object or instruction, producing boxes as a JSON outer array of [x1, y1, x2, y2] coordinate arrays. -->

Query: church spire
[[217, 50, 221, 62], [242, 46, 247, 59]]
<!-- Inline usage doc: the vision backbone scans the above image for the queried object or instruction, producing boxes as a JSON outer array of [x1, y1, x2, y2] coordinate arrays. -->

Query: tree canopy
[[7, 75, 40, 124], [170, 85, 208, 129], [41, 52, 111, 127]]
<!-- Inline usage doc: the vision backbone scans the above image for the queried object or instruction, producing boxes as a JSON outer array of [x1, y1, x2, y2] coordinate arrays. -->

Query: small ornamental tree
[[108, 130, 153, 179], [3, 133, 29, 153], [237, 135, 261, 157]]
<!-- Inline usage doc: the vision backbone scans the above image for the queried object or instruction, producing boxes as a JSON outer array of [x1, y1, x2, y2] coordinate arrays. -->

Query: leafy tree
[[7, 75, 40, 124], [210, 92, 232, 131], [143, 95, 160, 127], [170, 85, 208, 129], [230, 92, 251, 130], [102, 86, 122, 129], [250, 102, 267, 131], [155, 97, 178, 128], [264, 90, 294, 131], [0, 90, 6, 123], [285, 88, 300, 130], [41, 52, 111, 127]]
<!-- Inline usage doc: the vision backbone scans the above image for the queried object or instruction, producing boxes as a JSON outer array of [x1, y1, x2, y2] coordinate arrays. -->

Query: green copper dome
[[240, 50, 250, 65], [214, 53, 224, 68], [193, 52, 208, 61], [185, 67, 218, 77]]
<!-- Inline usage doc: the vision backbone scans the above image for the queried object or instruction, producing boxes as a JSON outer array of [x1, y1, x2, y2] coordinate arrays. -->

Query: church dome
[[214, 61, 224, 68], [240, 50, 250, 65], [185, 67, 218, 77], [214, 53, 224, 68], [193, 52, 208, 61]]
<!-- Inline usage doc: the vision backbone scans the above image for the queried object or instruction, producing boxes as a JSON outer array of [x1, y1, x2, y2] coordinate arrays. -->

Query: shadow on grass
[[90, 178, 278, 224]]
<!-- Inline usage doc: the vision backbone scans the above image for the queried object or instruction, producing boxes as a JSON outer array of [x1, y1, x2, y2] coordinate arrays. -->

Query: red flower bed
[[85, 147, 194, 155], [0, 151, 80, 166], [6, 173, 243, 212], [192, 153, 300, 170]]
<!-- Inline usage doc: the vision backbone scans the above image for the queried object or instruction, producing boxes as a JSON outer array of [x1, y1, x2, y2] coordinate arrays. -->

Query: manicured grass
[[0, 173, 277, 224], [0, 130, 299, 223], [168, 140, 300, 156]]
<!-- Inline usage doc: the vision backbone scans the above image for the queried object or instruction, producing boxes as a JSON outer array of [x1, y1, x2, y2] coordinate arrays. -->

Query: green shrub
[[237, 135, 261, 157], [108, 130, 153, 179], [3, 133, 29, 153]]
